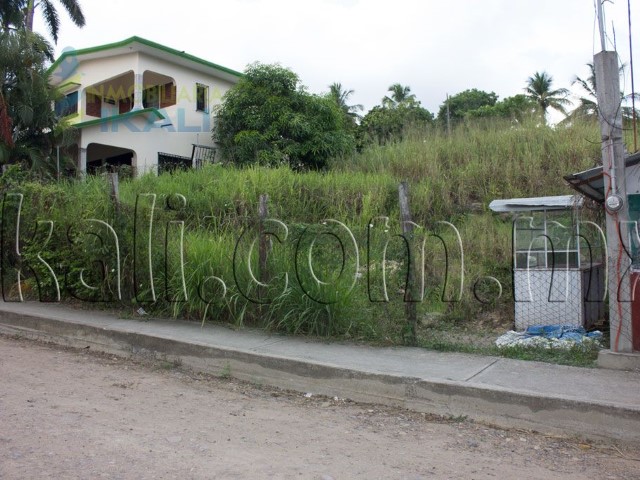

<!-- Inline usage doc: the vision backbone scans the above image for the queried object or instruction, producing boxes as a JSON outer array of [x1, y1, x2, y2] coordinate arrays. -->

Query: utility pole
[[595, 48, 634, 352]]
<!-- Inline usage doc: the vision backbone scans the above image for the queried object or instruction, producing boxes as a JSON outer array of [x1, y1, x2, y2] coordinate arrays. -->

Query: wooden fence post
[[398, 181, 418, 345], [109, 172, 120, 215], [258, 194, 269, 301]]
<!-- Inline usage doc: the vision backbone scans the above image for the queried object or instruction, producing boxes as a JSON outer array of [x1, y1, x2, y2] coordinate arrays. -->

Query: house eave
[[49, 36, 243, 85]]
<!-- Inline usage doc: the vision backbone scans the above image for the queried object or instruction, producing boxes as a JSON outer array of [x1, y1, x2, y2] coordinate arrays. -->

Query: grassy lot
[[2, 118, 621, 366]]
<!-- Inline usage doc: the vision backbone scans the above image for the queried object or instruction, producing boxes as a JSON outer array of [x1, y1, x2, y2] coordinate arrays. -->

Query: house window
[[55, 91, 78, 117], [196, 83, 208, 112]]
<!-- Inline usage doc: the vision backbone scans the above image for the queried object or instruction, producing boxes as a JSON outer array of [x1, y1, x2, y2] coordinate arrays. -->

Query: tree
[[358, 83, 432, 145], [25, 0, 86, 44], [568, 62, 638, 123], [328, 82, 363, 124], [383, 83, 417, 108], [213, 63, 355, 170], [0, 29, 71, 172], [570, 63, 598, 121], [0, 1, 79, 174], [465, 94, 537, 122], [436, 89, 498, 125], [0, 0, 24, 32], [360, 103, 433, 145], [524, 71, 570, 123]]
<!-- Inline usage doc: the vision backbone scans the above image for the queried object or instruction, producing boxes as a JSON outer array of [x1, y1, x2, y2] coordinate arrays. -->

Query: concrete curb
[[598, 349, 640, 371], [1, 306, 639, 443]]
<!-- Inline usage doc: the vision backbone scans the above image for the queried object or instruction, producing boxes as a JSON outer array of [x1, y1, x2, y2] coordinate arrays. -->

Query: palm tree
[[24, 0, 86, 44], [1, 29, 63, 171], [570, 62, 639, 123], [383, 83, 417, 107], [0, 0, 24, 32], [524, 71, 571, 123], [570, 63, 598, 121], [328, 82, 363, 121]]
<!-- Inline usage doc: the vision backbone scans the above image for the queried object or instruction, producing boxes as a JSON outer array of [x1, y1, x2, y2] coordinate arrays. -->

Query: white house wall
[[137, 53, 235, 114], [65, 50, 237, 173]]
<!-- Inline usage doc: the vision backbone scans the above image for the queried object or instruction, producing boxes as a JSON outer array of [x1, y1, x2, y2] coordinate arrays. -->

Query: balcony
[[84, 70, 176, 120]]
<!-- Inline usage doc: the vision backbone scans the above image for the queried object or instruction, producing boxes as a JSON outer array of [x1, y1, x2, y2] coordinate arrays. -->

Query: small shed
[[489, 195, 605, 331]]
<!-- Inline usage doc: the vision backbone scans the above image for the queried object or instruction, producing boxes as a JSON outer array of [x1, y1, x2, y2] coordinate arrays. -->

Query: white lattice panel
[[513, 266, 604, 330]]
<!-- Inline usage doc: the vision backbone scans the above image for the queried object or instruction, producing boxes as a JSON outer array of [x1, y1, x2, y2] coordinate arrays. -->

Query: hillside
[[1, 120, 607, 355]]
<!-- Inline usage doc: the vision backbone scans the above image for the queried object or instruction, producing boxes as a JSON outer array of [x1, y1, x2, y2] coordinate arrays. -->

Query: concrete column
[[78, 147, 87, 177], [596, 50, 634, 353], [133, 72, 144, 111]]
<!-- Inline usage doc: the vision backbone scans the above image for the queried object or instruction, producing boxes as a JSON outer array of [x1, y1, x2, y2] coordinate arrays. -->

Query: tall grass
[[335, 118, 601, 217], [1, 119, 608, 344]]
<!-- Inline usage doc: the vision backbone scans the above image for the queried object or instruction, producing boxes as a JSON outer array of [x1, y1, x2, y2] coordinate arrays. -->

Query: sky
[[37, 0, 638, 119]]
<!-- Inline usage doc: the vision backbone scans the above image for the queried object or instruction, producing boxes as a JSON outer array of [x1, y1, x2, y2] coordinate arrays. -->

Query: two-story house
[[49, 36, 242, 175]]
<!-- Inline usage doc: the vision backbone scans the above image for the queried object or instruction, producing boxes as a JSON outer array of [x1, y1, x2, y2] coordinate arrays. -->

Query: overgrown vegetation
[[1, 119, 610, 366], [2, 0, 636, 368], [359, 83, 434, 145]]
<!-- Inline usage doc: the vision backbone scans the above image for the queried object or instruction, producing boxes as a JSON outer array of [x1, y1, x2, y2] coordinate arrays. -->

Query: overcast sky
[[38, 0, 638, 118]]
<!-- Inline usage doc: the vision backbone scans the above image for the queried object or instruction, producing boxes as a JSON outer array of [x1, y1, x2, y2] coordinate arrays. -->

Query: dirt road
[[0, 335, 638, 479]]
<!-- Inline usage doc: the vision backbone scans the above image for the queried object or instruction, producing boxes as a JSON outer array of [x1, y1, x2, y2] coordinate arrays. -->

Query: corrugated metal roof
[[489, 195, 583, 213], [563, 151, 640, 203]]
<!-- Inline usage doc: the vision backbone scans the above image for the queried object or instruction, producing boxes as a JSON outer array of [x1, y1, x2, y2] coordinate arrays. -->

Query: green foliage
[[382, 83, 418, 108], [569, 63, 598, 122], [327, 82, 363, 128], [0, 0, 79, 177], [0, 0, 24, 32], [437, 89, 498, 124], [567, 61, 638, 124], [360, 104, 433, 145], [213, 63, 356, 170], [0, 163, 29, 188], [0, 29, 75, 175], [357, 83, 433, 146], [465, 94, 537, 122], [24, 0, 86, 44], [524, 71, 571, 123]]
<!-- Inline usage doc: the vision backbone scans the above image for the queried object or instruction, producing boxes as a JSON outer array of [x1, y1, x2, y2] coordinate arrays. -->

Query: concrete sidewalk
[[1, 301, 639, 442]]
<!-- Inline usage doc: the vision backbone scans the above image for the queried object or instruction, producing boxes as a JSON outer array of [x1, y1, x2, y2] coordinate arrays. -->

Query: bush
[[213, 63, 356, 170]]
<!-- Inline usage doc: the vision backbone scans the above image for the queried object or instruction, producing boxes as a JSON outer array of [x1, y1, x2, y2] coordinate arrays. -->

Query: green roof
[[72, 108, 165, 129], [49, 36, 243, 79]]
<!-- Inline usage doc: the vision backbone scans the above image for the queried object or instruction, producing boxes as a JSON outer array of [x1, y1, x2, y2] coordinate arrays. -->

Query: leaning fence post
[[399, 181, 418, 345]]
